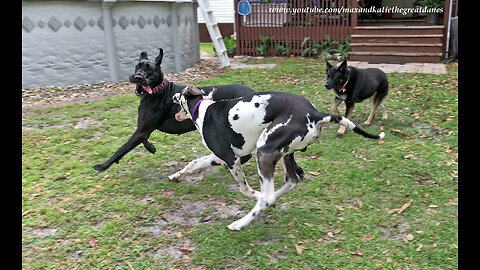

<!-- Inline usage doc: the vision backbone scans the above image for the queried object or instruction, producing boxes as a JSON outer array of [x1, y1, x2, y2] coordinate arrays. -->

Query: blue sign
[[238, 0, 251, 16]]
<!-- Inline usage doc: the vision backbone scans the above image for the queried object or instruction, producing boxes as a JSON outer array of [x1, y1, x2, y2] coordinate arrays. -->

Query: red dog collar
[[142, 79, 167, 94]]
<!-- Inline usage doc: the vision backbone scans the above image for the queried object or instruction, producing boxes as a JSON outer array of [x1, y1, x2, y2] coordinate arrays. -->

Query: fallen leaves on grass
[[410, 112, 420, 121], [89, 238, 97, 247], [403, 233, 414, 242], [180, 246, 192, 253], [391, 129, 411, 139], [362, 235, 375, 241], [350, 250, 364, 256], [295, 244, 305, 255], [22, 209, 33, 216], [323, 229, 342, 241], [126, 261, 135, 270], [32, 184, 42, 192], [388, 199, 413, 214]]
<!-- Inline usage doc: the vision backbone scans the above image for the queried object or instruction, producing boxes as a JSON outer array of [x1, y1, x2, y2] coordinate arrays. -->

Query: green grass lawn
[[22, 58, 458, 269], [200, 43, 216, 56]]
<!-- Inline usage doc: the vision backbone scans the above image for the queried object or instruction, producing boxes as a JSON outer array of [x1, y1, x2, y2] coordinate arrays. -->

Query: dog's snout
[[129, 74, 145, 84]]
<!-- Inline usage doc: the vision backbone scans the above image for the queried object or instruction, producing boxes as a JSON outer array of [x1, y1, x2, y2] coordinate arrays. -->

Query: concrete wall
[[22, 0, 200, 89]]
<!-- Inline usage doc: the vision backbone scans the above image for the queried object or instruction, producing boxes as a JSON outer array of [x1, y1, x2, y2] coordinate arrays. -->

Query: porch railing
[[234, 0, 358, 56]]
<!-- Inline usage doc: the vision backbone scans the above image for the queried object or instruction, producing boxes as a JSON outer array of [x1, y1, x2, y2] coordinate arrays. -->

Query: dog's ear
[[183, 85, 206, 97], [339, 60, 347, 72], [208, 87, 218, 99], [155, 48, 164, 67], [139, 51, 148, 61], [325, 60, 333, 71]]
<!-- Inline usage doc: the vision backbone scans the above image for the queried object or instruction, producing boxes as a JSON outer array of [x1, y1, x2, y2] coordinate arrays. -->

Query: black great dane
[[92, 48, 305, 180], [173, 85, 385, 230]]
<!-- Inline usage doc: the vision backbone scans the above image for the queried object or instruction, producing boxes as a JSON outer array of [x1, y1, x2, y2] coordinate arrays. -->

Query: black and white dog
[[325, 60, 389, 136], [92, 49, 257, 174], [173, 85, 385, 230]]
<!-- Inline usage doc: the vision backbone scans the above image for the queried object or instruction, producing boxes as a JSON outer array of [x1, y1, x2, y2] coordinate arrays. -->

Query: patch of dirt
[[154, 241, 192, 262], [22, 116, 101, 131], [31, 227, 59, 237], [142, 198, 245, 268], [22, 121, 73, 131], [74, 117, 102, 129], [376, 219, 411, 240], [142, 199, 245, 236]]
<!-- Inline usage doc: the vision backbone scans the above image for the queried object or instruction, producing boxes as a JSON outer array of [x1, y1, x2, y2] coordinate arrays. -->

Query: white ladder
[[197, 0, 230, 67]]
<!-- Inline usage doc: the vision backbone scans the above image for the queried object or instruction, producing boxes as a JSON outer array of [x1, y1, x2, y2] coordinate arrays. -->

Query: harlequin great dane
[[173, 85, 385, 230]]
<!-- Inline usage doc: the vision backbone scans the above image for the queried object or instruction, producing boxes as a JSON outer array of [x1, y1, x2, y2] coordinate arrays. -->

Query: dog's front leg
[[168, 154, 224, 182], [228, 158, 261, 199], [93, 128, 152, 171], [143, 140, 156, 154], [331, 97, 342, 115]]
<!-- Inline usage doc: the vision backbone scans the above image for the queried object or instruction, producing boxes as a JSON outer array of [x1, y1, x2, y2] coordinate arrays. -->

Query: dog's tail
[[314, 112, 385, 140]]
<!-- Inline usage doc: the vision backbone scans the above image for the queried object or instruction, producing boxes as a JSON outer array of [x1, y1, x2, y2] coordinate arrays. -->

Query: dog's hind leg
[[256, 150, 283, 205], [364, 93, 379, 126], [227, 150, 282, 231], [378, 90, 388, 122], [365, 92, 388, 125], [380, 103, 388, 121], [168, 154, 224, 182], [291, 153, 305, 179], [274, 153, 300, 200]]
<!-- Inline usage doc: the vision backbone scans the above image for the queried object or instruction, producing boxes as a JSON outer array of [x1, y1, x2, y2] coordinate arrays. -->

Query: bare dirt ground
[[22, 55, 228, 113]]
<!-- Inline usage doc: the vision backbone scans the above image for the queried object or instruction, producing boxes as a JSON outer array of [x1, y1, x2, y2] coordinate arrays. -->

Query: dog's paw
[[143, 141, 156, 154], [93, 163, 108, 171], [167, 174, 182, 182], [363, 121, 372, 126], [227, 221, 243, 231], [337, 125, 347, 137], [295, 166, 305, 180]]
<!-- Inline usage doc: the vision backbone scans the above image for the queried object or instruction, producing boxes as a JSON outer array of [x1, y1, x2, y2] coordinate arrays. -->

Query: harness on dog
[[190, 98, 211, 121]]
